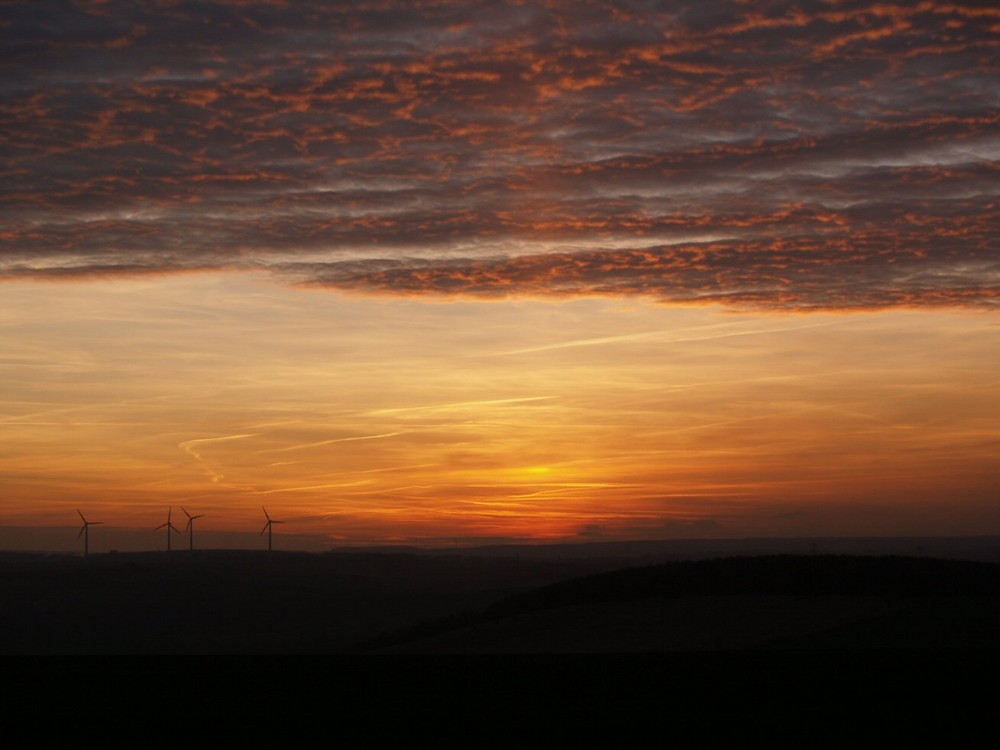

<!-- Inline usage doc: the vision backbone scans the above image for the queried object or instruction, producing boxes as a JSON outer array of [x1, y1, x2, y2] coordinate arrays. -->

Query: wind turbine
[[156, 507, 181, 552], [76, 509, 102, 558], [260, 506, 284, 552], [181, 507, 204, 551]]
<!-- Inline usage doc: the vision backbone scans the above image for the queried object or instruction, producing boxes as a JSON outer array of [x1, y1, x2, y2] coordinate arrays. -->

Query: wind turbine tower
[[181, 507, 204, 551], [260, 507, 284, 553], [156, 507, 181, 552], [76, 509, 102, 558]]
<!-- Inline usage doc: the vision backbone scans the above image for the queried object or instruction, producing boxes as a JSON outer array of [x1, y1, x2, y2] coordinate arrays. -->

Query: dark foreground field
[[368, 554, 1000, 652], [2, 546, 999, 654], [5, 547, 999, 741]]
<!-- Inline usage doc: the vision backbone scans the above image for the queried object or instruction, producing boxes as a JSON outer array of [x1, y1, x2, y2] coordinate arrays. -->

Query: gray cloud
[[1, 0, 997, 309]]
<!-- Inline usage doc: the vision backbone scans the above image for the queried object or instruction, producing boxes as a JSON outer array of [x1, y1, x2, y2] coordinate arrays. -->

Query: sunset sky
[[1, 0, 997, 550]]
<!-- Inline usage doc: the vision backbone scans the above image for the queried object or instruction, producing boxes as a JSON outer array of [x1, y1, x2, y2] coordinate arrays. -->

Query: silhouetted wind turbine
[[156, 507, 181, 552], [181, 507, 204, 551], [77, 509, 102, 558], [260, 506, 284, 552]]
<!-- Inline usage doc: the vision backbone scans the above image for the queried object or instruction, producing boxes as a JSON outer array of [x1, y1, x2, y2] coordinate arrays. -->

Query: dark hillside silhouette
[[485, 554, 1000, 616], [0, 549, 609, 654], [3, 550, 999, 654], [361, 555, 1000, 653]]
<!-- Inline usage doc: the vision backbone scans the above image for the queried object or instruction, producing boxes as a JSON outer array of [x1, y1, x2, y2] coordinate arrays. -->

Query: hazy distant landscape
[[4, 537, 999, 654]]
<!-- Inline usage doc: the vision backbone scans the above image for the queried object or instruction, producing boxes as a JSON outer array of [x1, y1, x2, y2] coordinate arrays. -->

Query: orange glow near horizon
[[1, 272, 997, 548], [2, 2, 997, 555]]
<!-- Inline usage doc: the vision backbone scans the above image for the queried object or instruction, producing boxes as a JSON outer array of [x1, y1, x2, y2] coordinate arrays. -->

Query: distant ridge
[[3, 528, 1000, 561], [362, 554, 1000, 653], [338, 535, 1000, 563], [484, 555, 1000, 616], [4, 549, 1000, 653]]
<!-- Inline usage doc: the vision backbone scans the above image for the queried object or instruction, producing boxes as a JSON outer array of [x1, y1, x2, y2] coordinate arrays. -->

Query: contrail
[[179, 433, 259, 459], [257, 431, 404, 454], [256, 480, 372, 494], [495, 330, 665, 355], [368, 396, 553, 416], [178, 433, 258, 482], [495, 321, 839, 355], [0, 394, 173, 425]]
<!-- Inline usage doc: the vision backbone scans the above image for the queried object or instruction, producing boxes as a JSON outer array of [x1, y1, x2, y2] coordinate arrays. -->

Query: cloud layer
[[2, 0, 997, 309]]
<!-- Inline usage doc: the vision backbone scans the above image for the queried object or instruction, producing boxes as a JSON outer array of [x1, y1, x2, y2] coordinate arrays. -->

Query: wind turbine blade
[[262, 506, 272, 522], [260, 524, 269, 535], [91, 521, 103, 525], [272, 520, 285, 524], [181, 507, 192, 519], [77, 509, 87, 523], [185, 519, 192, 531], [156, 522, 168, 530], [167, 507, 172, 522], [77, 526, 85, 539]]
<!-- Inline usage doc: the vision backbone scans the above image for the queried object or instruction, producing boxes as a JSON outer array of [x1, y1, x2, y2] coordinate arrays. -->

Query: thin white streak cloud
[[255, 481, 372, 495], [495, 321, 840, 355], [0, 396, 174, 425], [256, 431, 405, 454], [367, 396, 554, 416], [178, 433, 259, 483], [178, 434, 260, 459]]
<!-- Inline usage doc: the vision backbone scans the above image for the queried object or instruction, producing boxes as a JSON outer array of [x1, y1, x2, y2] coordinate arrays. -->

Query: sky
[[1, 0, 997, 551]]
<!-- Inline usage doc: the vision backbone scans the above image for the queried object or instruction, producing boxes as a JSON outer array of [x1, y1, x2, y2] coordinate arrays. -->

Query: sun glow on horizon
[[1, 272, 998, 547]]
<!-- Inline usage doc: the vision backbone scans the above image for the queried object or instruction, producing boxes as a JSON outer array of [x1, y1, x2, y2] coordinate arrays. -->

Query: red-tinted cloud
[[1, 1, 997, 309]]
